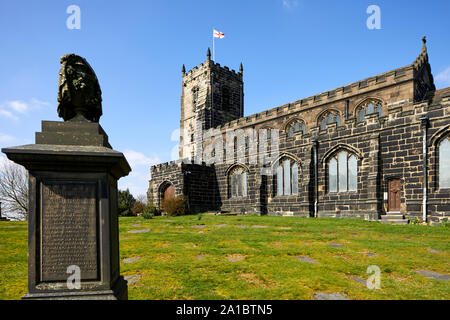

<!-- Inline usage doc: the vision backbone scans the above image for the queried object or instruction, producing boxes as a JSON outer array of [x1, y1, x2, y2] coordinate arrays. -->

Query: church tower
[[179, 48, 244, 159]]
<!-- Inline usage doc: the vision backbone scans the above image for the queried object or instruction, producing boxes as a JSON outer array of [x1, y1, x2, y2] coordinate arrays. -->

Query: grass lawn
[[0, 215, 449, 300]]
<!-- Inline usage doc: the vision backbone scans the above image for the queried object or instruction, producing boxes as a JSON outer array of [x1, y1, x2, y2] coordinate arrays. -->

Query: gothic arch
[[283, 116, 305, 131], [271, 152, 302, 170], [430, 124, 450, 147], [225, 162, 250, 175], [321, 144, 362, 167], [316, 108, 341, 124], [353, 97, 384, 119], [283, 116, 306, 137], [157, 180, 176, 206]]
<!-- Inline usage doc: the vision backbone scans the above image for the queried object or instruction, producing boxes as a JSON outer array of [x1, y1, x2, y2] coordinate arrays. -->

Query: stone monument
[[2, 54, 131, 300]]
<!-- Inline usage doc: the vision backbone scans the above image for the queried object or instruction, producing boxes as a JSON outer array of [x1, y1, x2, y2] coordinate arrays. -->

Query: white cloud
[[0, 133, 17, 145], [282, 0, 299, 9], [119, 150, 161, 198], [436, 66, 450, 86], [0, 98, 51, 120], [123, 149, 160, 167], [0, 109, 19, 121], [7, 101, 28, 114]]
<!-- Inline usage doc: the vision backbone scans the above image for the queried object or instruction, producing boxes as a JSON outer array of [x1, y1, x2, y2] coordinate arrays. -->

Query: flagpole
[[212, 28, 215, 61]]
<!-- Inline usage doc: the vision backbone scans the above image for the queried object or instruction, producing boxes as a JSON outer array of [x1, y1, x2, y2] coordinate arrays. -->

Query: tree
[[0, 159, 28, 220], [118, 188, 136, 216]]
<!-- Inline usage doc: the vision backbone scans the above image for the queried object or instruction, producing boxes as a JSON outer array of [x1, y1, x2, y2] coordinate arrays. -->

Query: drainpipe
[[420, 116, 429, 223], [312, 139, 319, 218]]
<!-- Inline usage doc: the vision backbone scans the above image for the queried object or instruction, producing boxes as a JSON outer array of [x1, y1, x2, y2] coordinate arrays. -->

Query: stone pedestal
[[2, 120, 131, 300]]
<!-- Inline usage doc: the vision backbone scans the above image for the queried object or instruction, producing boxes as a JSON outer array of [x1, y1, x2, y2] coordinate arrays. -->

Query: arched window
[[356, 100, 382, 122], [276, 158, 299, 196], [319, 110, 341, 130], [328, 150, 357, 193], [229, 167, 248, 198], [439, 137, 450, 188], [286, 119, 306, 138]]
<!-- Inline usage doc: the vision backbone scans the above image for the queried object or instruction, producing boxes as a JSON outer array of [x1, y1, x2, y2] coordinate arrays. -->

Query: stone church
[[148, 38, 450, 224]]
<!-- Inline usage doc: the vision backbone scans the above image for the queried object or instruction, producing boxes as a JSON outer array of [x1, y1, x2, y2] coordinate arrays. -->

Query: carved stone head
[[57, 54, 102, 122]]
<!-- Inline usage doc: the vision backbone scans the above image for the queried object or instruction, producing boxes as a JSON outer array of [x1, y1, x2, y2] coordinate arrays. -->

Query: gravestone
[[2, 54, 131, 300]]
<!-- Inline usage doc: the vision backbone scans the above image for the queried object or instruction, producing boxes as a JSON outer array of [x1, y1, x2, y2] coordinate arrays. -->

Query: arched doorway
[[163, 184, 175, 201]]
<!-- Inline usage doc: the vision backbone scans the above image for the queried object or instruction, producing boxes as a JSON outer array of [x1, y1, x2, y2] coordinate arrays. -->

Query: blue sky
[[1, 0, 449, 197]]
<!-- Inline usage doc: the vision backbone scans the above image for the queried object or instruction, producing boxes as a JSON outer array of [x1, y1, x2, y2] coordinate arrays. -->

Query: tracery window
[[287, 120, 306, 138], [319, 111, 341, 130], [229, 167, 248, 198], [328, 150, 357, 193], [356, 100, 382, 122], [439, 136, 450, 188], [276, 158, 299, 196]]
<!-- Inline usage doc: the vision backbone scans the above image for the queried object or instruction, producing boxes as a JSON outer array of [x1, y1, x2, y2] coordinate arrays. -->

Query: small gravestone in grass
[[251, 225, 268, 228], [360, 252, 376, 257], [415, 270, 450, 281], [227, 254, 245, 262], [191, 225, 206, 229], [295, 256, 318, 264], [123, 257, 142, 264], [237, 225, 249, 228], [329, 242, 345, 248], [195, 254, 204, 260], [128, 229, 151, 234], [427, 248, 441, 254], [348, 275, 366, 286], [124, 275, 141, 285], [313, 292, 350, 300], [212, 224, 227, 227], [131, 224, 141, 227]]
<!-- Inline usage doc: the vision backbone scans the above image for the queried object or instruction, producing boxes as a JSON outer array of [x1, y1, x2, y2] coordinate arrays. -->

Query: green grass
[[0, 215, 449, 300]]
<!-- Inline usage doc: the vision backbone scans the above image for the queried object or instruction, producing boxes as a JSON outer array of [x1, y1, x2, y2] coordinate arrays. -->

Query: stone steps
[[379, 213, 409, 225]]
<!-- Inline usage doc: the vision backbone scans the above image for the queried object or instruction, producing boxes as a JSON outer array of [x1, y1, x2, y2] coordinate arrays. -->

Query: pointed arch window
[[319, 111, 341, 130], [328, 150, 357, 193], [276, 158, 299, 196], [356, 100, 382, 122], [229, 167, 248, 198], [287, 120, 306, 138], [439, 137, 450, 188]]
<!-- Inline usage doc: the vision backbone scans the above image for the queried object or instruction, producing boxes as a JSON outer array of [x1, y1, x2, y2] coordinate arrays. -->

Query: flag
[[213, 29, 225, 39]]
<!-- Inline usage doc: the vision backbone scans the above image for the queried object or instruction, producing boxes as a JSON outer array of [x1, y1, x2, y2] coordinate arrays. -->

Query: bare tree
[[0, 159, 28, 220], [136, 194, 147, 205]]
